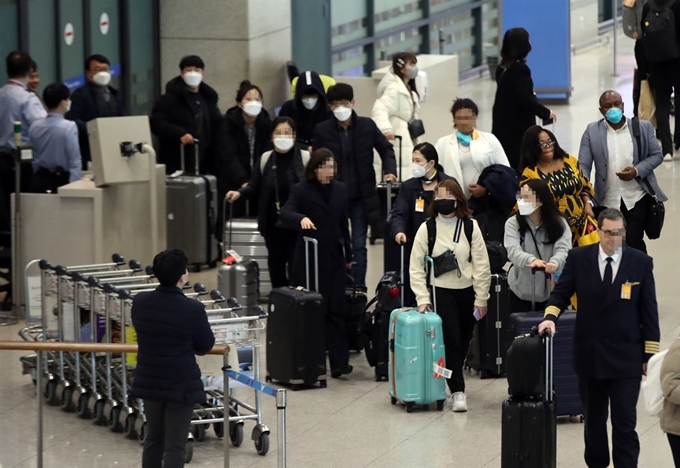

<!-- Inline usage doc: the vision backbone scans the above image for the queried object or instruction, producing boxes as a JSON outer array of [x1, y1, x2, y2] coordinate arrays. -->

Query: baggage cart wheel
[[45, 380, 59, 406], [436, 400, 445, 411], [92, 400, 107, 426], [138, 422, 147, 444], [191, 423, 206, 442], [61, 386, 75, 412], [405, 402, 414, 413], [185, 440, 193, 463], [76, 393, 90, 419], [230, 422, 244, 447], [108, 406, 123, 433], [124, 414, 137, 440], [254, 432, 269, 456], [319, 380, 327, 388], [213, 422, 224, 438], [390, 396, 397, 405]]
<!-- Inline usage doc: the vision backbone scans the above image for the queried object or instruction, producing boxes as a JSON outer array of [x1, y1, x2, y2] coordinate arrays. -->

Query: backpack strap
[[260, 150, 273, 173], [426, 217, 436, 258], [300, 149, 310, 168], [463, 217, 473, 263]]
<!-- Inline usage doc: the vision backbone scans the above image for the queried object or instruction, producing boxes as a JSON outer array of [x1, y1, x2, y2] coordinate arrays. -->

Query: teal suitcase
[[388, 307, 447, 412]]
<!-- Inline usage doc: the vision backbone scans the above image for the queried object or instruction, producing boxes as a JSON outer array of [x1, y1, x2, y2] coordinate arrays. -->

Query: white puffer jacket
[[371, 70, 419, 182]]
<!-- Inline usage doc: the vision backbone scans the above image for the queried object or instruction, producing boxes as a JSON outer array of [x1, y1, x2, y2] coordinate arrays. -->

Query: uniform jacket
[[313, 113, 396, 224], [150, 77, 223, 174], [492, 61, 551, 169], [544, 244, 661, 379], [661, 336, 680, 436], [578, 117, 667, 204], [66, 82, 124, 167], [279, 71, 332, 148], [130, 285, 215, 405]]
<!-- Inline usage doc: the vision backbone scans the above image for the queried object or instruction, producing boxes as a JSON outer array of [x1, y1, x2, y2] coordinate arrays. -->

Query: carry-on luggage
[[466, 273, 510, 378], [502, 332, 557, 468], [217, 198, 260, 313], [166, 143, 218, 270], [345, 275, 367, 352], [388, 256, 447, 412], [370, 135, 403, 245], [507, 269, 583, 419], [266, 236, 327, 389]]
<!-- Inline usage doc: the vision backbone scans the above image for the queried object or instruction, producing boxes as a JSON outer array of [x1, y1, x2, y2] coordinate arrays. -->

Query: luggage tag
[[223, 249, 243, 265], [415, 198, 424, 213], [433, 362, 452, 380]]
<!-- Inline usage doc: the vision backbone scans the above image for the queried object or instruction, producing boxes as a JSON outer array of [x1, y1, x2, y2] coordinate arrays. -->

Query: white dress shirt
[[598, 245, 622, 283], [603, 121, 646, 210], [0, 80, 47, 150], [458, 143, 479, 198]]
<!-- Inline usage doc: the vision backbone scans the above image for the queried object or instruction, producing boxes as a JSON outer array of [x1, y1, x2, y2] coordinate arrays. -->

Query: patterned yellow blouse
[[520, 154, 594, 244]]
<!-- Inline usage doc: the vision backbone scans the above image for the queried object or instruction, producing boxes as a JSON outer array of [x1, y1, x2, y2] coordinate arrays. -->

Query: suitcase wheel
[[369, 237, 376, 245], [319, 380, 327, 389], [479, 370, 490, 380], [390, 396, 397, 405], [265, 376, 272, 383], [405, 402, 414, 413], [579, 415, 585, 423], [291, 384, 300, 391], [436, 400, 445, 411]]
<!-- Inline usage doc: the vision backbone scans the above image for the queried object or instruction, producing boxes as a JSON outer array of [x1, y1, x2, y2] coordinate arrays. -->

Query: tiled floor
[[2, 35, 680, 468]]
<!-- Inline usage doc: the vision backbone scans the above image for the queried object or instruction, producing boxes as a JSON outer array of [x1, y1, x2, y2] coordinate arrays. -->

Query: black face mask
[[434, 199, 457, 215]]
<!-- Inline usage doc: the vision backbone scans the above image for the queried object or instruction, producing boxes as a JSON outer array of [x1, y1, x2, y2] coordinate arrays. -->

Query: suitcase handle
[[543, 331, 554, 402], [180, 139, 200, 175], [224, 195, 233, 250], [400, 244, 405, 307], [424, 256, 436, 312], [303, 236, 319, 292]]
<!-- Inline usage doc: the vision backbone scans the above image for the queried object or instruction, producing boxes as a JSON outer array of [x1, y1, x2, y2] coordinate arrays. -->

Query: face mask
[[605, 107, 623, 124], [333, 106, 352, 122], [407, 66, 419, 80], [64, 100, 72, 113], [412, 163, 428, 179], [243, 101, 263, 117], [93, 71, 111, 87], [182, 71, 203, 88], [517, 199, 540, 216], [457, 131, 472, 146], [301, 97, 318, 110], [273, 137, 294, 152], [434, 199, 457, 216]]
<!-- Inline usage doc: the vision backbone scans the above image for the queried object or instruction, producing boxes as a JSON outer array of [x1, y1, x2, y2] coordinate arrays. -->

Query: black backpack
[[643, 0, 680, 62]]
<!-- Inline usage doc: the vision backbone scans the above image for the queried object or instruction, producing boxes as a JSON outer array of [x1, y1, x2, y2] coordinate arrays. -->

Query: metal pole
[[223, 348, 230, 468], [612, 0, 618, 76], [36, 350, 44, 468], [439, 28, 445, 55], [276, 389, 287, 468]]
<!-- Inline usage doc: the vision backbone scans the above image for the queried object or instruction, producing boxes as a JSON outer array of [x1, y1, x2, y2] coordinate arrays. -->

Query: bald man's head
[[599, 90, 625, 124], [599, 90, 622, 108]]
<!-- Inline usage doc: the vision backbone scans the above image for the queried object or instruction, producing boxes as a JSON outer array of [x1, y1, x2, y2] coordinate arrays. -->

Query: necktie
[[603, 257, 613, 287]]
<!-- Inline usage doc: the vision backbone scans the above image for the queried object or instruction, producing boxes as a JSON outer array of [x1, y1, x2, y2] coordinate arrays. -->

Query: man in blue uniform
[[28, 83, 82, 193], [539, 208, 661, 468]]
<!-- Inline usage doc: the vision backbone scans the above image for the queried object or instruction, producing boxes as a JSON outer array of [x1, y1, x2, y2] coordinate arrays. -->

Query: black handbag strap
[[521, 224, 543, 261], [631, 117, 659, 201]]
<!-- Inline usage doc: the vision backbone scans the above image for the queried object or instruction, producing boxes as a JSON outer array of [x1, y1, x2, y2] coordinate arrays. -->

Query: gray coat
[[578, 117, 667, 204], [504, 216, 571, 302]]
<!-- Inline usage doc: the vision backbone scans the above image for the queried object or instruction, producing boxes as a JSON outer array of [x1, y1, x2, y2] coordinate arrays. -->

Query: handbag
[[632, 117, 665, 239], [408, 119, 425, 140], [576, 216, 600, 247], [641, 349, 668, 417], [639, 80, 657, 128]]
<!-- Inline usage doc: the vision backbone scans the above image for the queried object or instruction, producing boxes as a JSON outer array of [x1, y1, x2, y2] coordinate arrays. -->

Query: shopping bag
[[641, 350, 668, 417], [576, 216, 600, 247], [639, 80, 657, 128]]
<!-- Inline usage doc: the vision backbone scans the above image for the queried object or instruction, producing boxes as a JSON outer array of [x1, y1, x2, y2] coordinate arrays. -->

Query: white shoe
[[451, 392, 468, 412], [664, 153, 673, 162]]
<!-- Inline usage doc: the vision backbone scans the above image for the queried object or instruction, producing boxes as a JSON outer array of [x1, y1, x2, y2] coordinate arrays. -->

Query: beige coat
[[661, 336, 680, 436]]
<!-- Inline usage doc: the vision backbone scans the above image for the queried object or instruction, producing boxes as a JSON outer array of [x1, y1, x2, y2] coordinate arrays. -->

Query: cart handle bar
[[0, 341, 229, 355]]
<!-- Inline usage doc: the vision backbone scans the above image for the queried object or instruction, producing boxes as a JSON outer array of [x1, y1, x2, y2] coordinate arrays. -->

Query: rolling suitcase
[[466, 273, 510, 378], [388, 256, 447, 412], [370, 135, 403, 245], [345, 275, 367, 352], [166, 144, 218, 270], [502, 333, 557, 468], [217, 198, 260, 313], [266, 237, 327, 389]]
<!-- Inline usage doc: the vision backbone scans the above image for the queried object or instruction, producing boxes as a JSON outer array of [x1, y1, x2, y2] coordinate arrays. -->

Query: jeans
[[348, 199, 368, 288], [142, 399, 195, 468]]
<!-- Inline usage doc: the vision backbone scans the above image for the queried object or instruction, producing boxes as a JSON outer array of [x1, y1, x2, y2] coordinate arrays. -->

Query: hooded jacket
[[150, 76, 223, 174], [469, 164, 520, 242], [279, 71, 332, 148]]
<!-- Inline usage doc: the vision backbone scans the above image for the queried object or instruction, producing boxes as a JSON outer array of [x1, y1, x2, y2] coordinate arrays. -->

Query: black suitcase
[[466, 273, 510, 378], [266, 237, 327, 389], [345, 275, 367, 352], [370, 135, 403, 245], [502, 333, 557, 468]]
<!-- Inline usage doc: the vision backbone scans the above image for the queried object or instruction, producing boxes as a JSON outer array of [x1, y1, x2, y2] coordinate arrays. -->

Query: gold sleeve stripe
[[544, 306, 560, 318], [645, 341, 660, 354]]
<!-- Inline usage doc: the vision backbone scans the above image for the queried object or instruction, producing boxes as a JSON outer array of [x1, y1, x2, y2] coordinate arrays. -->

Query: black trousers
[[668, 433, 680, 467], [434, 286, 476, 393], [142, 399, 194, 468], [0, 154, 33, 233], [620, 195, 652, 254], [633, 40, 649, 117], [578, 376, 641, 468], [31, 168, 69, 194], [509, 290, 547, 314], [263, 225, 297, 289], [649, 59, 680, 154]]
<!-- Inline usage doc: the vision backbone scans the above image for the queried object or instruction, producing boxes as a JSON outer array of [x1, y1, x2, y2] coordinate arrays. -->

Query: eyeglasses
[[601, 228, 625, 237], [537, 141, 555, 149]]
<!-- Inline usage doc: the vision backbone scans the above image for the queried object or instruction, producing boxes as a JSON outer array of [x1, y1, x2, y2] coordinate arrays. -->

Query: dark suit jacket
[[544, 244, 661, 380], [129, 285, 215, 405], [65, 82, 124, 167]]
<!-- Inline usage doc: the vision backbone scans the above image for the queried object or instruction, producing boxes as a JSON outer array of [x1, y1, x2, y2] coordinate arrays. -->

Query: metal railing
[[0, 341, 288, 468]]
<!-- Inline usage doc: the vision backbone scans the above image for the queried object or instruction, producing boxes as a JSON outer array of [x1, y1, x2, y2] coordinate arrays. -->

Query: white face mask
[[182, 71, 203, 88], [517, 199, 540, 216], [93, 71, 111, 87], [243, 101, 262, 117], [301, 97, 318, 110], [333, 106, 352, 122], [407, 66, 419, 80], [273, 137, 294, 152], [412, 163, 427, 179]]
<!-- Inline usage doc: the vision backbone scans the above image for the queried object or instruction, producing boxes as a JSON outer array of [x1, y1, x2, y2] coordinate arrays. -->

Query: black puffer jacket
[[469, 164, 519, 242], [150, 77, 223, 174], [312, 113, 396, 224], [279, 71, 332, 148], [130, 285, 215, 405]]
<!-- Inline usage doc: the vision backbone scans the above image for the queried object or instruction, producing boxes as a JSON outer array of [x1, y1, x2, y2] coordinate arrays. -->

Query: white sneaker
[[451, 392, 468, 412], [664, 153, 673, 162]]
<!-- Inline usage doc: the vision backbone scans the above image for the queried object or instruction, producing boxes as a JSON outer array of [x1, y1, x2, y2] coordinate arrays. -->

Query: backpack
[[623, 0, 645, 39], [643, 0, 680, 62], [425, 217, 508, 274]]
